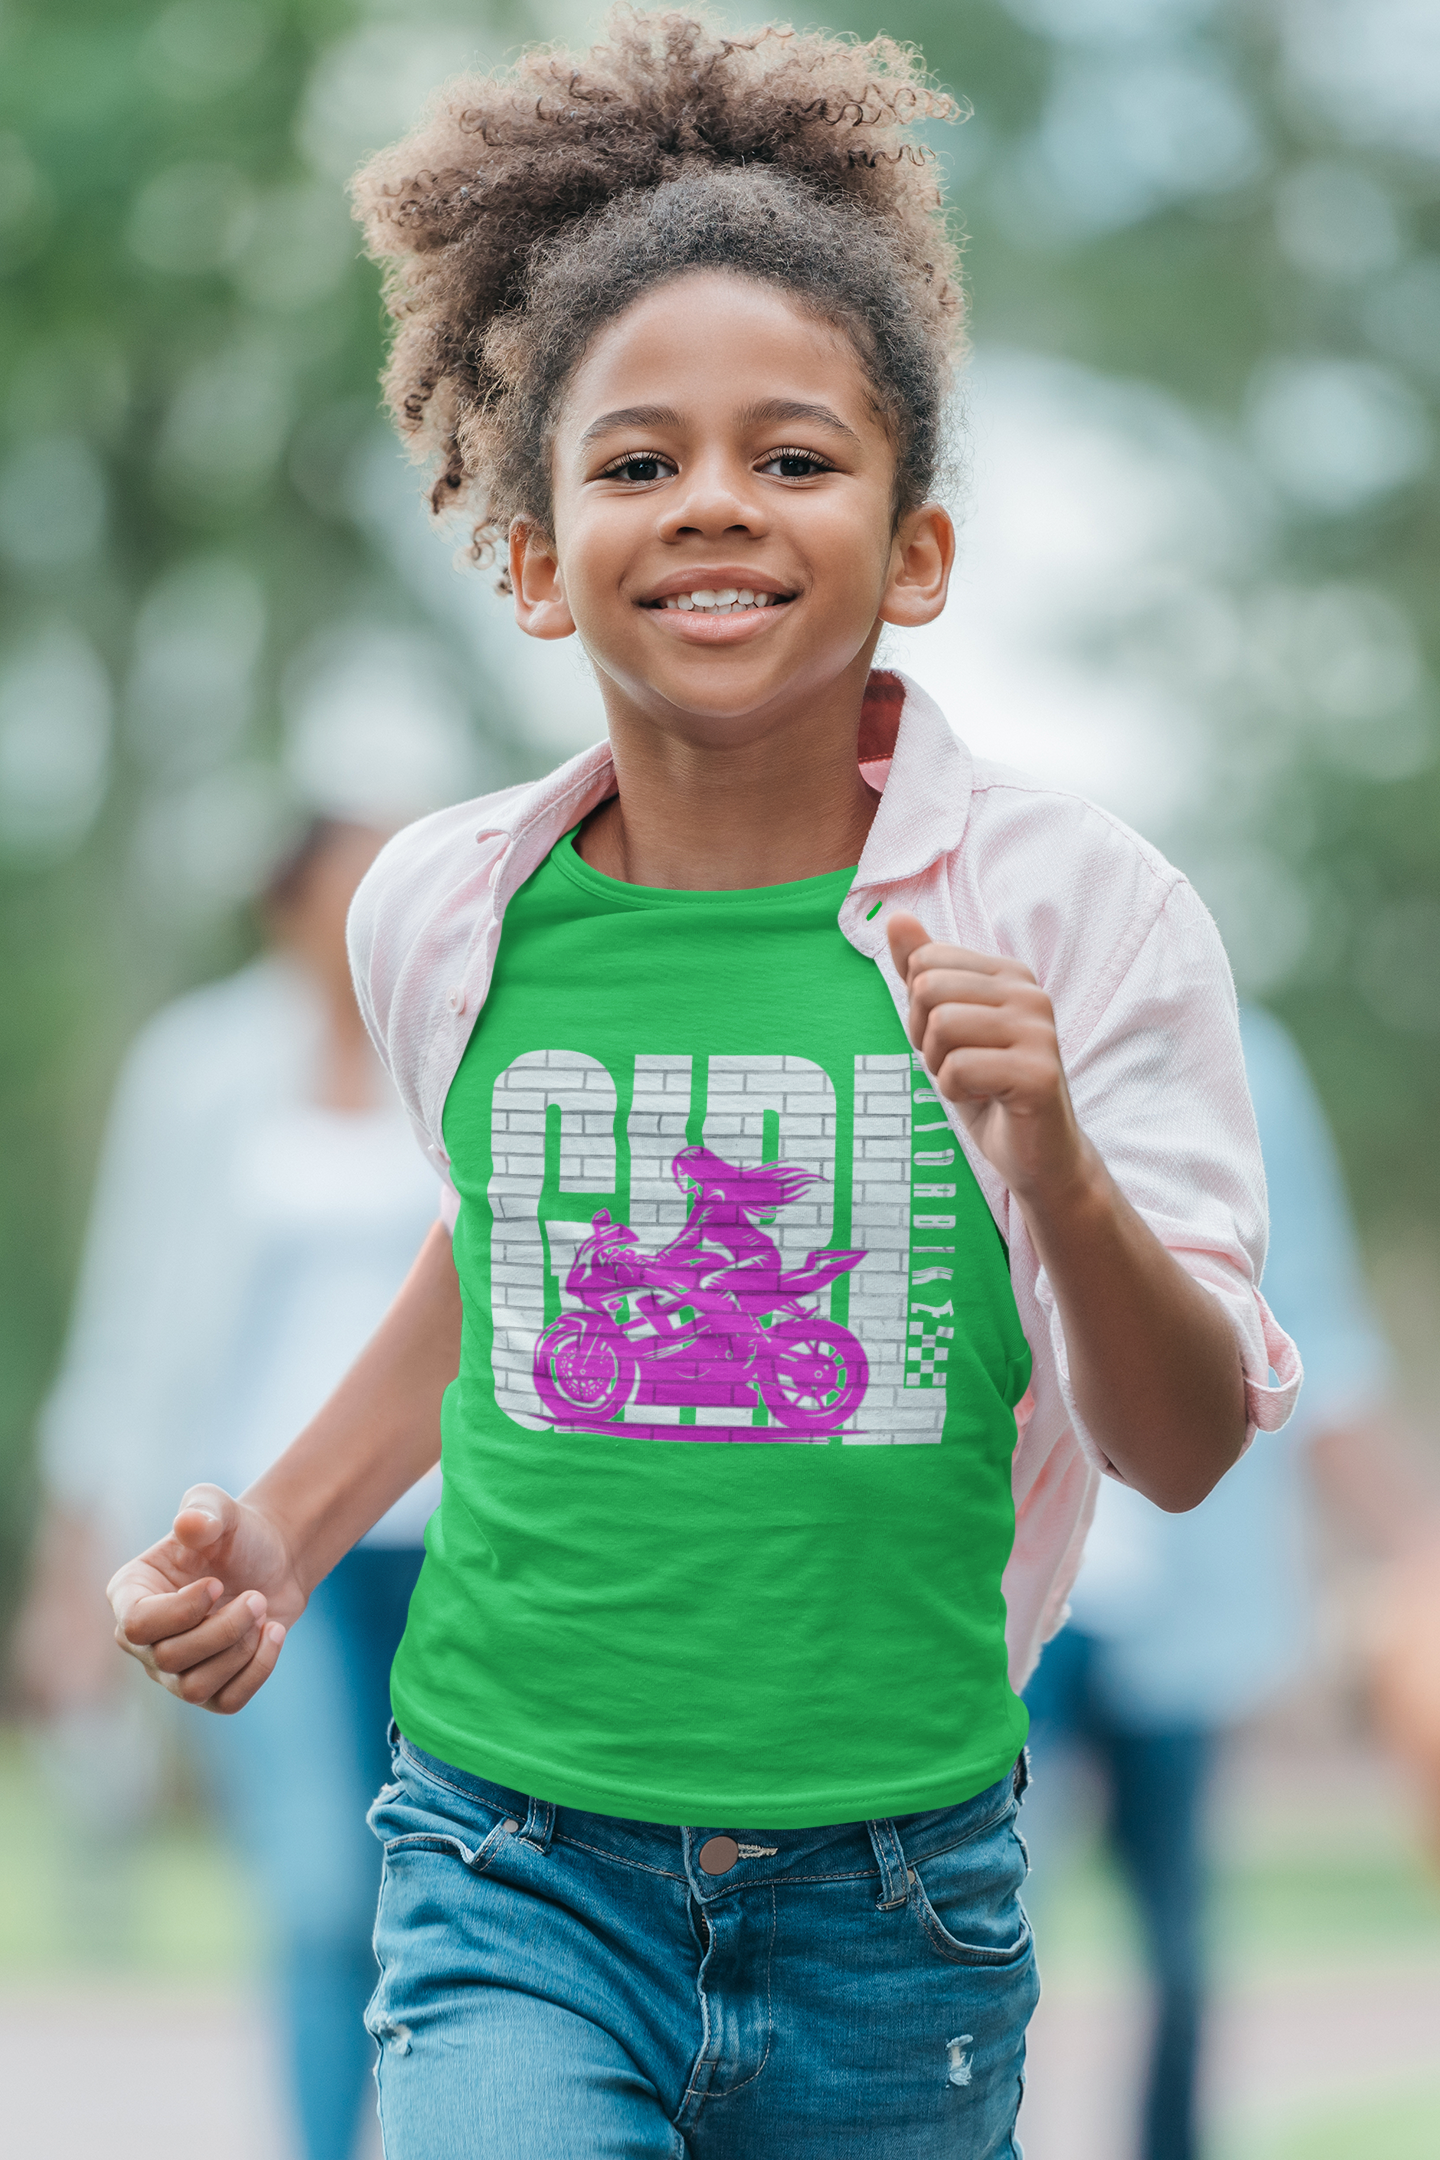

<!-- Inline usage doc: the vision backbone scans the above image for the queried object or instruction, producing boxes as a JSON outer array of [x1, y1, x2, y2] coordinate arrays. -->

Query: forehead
[[556, 270, 882, 438]]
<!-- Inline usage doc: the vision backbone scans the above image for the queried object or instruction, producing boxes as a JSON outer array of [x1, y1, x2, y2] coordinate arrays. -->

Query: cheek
[[549, 500, 634, 604], [811, 499, 897, 605]]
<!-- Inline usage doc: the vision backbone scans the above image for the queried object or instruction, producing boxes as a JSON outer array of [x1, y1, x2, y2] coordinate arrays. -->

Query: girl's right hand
[[107, 1485, 305, 1714]]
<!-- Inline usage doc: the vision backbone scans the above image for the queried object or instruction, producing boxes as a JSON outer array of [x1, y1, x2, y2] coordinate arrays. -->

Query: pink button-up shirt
[[348, 670, 1301, 1685]]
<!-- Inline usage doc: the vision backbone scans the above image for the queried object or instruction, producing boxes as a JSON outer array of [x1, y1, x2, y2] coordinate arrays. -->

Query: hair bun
[[354, 8, 959, 305]]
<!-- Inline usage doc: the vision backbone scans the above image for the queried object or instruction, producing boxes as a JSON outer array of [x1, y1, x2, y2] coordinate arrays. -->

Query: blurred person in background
[[12, 815, 442, 2160], [1022, 1002, 1440, 2160]]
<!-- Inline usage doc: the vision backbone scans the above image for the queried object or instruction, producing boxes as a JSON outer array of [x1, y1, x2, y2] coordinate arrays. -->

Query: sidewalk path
[[0, 1988, 381, 2160], [1021, 1961, 1440, 2159]]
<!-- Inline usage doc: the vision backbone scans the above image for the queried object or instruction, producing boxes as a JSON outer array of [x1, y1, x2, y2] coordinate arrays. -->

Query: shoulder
[[350, 783, 534, 938], [959, 759, 1217, 1047], [966, 755, 1182, 905], [345, 779, 549, 1091], [346, 784, 531, 1000]]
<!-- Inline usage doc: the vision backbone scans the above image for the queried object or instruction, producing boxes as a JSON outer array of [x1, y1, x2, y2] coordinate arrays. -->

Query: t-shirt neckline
[[551, 826, 859, 910]]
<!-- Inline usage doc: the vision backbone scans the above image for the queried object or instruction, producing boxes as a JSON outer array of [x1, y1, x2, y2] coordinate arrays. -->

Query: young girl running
[[108, 13, 1300, 2154]]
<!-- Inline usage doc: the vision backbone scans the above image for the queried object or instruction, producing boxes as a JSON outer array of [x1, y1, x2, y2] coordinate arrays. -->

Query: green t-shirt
[[390, 831, 1033, 1827]]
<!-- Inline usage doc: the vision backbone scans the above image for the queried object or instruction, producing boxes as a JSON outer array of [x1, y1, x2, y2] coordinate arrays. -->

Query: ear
[[878, 503, 955, 630], [510, 519, 577, 641]]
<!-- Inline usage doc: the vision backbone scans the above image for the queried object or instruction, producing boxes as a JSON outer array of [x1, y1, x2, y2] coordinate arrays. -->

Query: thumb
[[172, 1484, 240, 1557], [886, 911, 934, 987]]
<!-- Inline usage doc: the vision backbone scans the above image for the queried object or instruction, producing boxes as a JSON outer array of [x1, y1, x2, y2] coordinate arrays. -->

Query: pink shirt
[[348, 669, 1301, 1685]]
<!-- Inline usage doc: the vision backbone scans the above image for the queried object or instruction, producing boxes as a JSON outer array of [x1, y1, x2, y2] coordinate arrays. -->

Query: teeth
[[660, 589, 780, 612]]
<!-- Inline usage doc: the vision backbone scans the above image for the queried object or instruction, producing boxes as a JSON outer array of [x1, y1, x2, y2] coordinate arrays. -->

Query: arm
[[107, 1221, 460, 1713], [888, 913, 1246, 1511]]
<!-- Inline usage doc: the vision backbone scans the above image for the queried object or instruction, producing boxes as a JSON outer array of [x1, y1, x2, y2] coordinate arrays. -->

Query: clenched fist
[[108, 1484, 302, 1715], [887, 912, 1087, 1207]]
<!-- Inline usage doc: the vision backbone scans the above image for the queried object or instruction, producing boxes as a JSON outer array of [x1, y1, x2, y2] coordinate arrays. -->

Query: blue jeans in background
[[195, 1544, 424, 2160], [1024, 1627, 1215, 2160], [365, 1733, 1038, 2158]]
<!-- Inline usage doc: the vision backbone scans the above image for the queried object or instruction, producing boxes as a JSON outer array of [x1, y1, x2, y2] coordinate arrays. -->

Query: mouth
[[639, 574, 797, 617], [643, 587, 794, 616]]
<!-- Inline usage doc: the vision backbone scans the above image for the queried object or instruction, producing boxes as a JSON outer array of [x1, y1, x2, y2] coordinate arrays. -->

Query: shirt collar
[[478, 668, 971, 897]]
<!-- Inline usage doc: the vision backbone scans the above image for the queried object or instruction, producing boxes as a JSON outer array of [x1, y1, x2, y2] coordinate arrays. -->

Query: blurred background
[[1, 1, 1437, 2155]]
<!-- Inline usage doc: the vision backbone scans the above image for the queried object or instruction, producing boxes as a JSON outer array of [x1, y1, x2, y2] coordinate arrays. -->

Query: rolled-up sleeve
[[1037, 877, 1303, 1472]]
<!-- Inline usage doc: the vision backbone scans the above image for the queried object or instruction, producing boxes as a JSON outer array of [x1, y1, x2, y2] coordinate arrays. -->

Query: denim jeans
[[365, 1730, 1038, 2158]]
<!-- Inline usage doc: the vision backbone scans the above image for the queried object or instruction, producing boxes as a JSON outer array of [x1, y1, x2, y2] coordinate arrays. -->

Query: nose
[[657, 451, 767, 543]]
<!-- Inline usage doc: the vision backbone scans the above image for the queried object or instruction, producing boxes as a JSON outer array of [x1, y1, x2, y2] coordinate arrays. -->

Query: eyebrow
[[577, 397, 862, 449], [579, 405, 684, 447], [737, 398, 862, 445]]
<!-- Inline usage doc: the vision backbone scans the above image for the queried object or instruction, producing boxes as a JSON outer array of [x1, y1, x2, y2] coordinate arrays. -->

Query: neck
[[578, 656, 882, 890]]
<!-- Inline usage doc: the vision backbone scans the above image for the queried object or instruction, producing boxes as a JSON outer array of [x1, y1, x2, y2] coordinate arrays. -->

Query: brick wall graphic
[[488, 1050, 617, 1428], [489, 1048, 959, 1443]]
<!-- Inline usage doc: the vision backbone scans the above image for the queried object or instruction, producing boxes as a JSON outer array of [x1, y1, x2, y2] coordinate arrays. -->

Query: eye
[[597, 451, 677, 485], [757, 446, 835, 480]]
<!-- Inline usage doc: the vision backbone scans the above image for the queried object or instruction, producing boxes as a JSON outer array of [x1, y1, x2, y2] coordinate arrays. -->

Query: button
[[501, 1819, 518, 1834], [448, 987, 466, 1014], [697, 1836, 739, 1875]]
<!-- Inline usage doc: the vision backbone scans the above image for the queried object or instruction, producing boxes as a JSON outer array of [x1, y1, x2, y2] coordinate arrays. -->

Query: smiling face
[[509, 271, 953, 743]]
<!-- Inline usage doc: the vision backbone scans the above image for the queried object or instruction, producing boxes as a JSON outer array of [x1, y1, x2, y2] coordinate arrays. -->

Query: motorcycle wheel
[[533, 1313, 638, 1424], [759, 1320, 869, 1436]]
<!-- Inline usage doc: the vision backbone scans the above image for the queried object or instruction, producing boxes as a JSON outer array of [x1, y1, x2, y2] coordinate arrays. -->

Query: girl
[[107, 13, 1300, 2155]]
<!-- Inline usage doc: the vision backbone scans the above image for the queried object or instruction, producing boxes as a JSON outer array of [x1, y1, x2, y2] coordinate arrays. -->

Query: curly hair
[[351, 7, 965, 585]]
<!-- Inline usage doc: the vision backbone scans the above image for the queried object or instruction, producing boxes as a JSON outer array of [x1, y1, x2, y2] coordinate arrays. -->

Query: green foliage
[[0, 0, 486, 1621], [836, 0, 1440, 1221]]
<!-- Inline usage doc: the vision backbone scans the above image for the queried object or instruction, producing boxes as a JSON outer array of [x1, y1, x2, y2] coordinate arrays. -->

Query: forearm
[[887, 912, 1250, 1509], [245, 1221, 461, 1593], [1019, 1138, 1247, 1511]]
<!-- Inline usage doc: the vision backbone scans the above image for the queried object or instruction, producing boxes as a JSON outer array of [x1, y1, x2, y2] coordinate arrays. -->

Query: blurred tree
[[1, 0, 1437, 1631], [831, 0, 1440, 1227], [0, 0, 539, 1626]]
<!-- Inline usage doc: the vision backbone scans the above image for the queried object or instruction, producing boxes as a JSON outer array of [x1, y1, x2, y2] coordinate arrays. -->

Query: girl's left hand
[[886, 912, 1088, 1207]]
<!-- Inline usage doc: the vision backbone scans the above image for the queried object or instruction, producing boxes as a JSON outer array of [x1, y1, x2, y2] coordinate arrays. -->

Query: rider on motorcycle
[[662, 1146, 822, 1307]]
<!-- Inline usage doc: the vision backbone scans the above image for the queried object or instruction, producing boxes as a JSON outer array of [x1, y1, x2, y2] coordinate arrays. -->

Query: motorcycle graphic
[[532, 1146, 869, 1437]]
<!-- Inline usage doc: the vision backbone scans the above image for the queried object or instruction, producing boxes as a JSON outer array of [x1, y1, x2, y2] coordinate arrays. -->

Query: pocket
[[367, 1755, 516, 1874], [908, 1808, 1034, 1969], [382, 1830, 493, 1870]]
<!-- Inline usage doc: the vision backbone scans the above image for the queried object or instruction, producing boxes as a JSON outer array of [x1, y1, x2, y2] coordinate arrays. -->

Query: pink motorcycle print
[[532, 1147, 869, 1437]]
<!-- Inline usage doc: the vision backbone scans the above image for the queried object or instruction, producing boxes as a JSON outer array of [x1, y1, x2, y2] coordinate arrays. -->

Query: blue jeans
[[1024, 1627, 1215, 2160], [194, 1545, 425, 2160], [365, 1732, 1038, 2157]]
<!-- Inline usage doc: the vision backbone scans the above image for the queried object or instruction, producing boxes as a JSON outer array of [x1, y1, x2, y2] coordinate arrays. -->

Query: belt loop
[[1013, 1748, 1031, 1802], [386, 1717, 400, 1748], [866, 1818, 911, 1911], [520, 1795, 555, 1853]]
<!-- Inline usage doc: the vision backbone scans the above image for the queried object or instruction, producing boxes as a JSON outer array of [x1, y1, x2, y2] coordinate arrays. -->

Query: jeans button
[[698, 1836, 739, 1875]]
